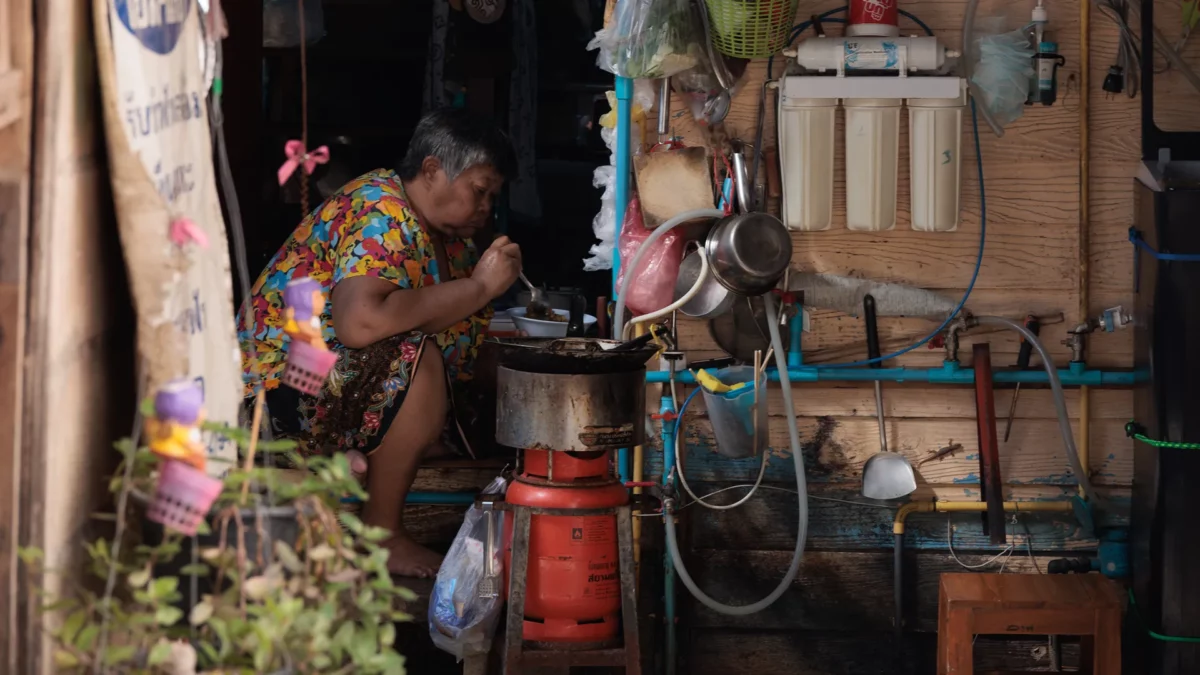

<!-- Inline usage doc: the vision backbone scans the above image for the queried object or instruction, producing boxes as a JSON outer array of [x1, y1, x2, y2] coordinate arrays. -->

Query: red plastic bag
[[616, 195, 685, 317]]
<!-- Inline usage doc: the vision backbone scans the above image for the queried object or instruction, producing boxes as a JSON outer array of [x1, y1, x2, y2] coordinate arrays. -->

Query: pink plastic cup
[[281, 341, 337, 396], [146, 459, 223, 535]]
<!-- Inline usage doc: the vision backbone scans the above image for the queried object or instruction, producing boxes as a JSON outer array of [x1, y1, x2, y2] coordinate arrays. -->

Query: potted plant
[[21, 411, 414, 674]]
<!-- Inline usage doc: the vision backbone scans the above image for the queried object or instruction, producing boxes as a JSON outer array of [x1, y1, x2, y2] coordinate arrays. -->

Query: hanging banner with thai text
[[93, 0, 240, 474]]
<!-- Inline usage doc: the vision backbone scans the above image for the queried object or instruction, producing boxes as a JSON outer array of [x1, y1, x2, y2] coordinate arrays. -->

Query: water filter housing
[[844, 98, 901, 231], [909, 83, 967, 231], [779, 95, 837, 231], [792, 36, 954, 72]]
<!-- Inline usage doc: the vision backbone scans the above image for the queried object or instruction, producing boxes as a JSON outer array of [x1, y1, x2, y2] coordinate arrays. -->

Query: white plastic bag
[[428, 476, 508, 661], [970, 28, 1035, 129]]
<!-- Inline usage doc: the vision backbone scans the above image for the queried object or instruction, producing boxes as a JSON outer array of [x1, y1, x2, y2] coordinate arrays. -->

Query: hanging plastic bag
[[429, 476, 508, 661], [969, 28, 1035, 129], [616, 195, 686, 318], [588, 0, 704, 79]]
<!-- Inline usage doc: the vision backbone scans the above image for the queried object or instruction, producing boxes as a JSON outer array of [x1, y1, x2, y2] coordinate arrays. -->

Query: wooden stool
[[937, 573, 1123, 674]]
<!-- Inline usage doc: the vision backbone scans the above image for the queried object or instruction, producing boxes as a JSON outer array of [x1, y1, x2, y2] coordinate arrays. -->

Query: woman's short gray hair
[[397, 108, 517, 182]]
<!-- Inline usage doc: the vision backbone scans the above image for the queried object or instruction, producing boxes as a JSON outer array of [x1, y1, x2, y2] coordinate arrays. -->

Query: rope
[[297, 0, 311, 216], [1126, 421, 1200, 450], [1129, 227, 1200, 262], [1128, 588, 1200, 643]]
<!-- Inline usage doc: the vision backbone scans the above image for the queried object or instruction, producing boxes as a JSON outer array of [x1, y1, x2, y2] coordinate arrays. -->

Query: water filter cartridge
[[779, 96, 837, 231], [844, 98, 901, 231], [909, 88, 966, 232]]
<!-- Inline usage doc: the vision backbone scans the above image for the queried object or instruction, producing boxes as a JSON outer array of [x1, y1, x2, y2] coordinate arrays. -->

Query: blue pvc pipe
[[644, 363, 1148, 387], [340, 492, 478, 506], [659, 393, 677, 675], [788, 310, 803, 368], [614, 75, 634, 483]]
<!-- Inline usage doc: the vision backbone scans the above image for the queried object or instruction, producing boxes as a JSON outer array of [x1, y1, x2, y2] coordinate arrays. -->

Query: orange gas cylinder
[[505, 450, 628, 643]]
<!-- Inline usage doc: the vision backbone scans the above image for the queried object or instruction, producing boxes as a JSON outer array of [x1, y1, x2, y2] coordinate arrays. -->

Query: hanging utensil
[[860, 295, 917, 500], [478, 497, 499, 599]]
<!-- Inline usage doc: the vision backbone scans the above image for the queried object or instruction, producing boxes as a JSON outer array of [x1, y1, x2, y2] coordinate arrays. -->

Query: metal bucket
[[496, 367, 646, 452]]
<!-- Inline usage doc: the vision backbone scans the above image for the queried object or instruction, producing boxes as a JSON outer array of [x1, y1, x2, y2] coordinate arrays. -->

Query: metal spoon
[[519, 271, 551, 317]]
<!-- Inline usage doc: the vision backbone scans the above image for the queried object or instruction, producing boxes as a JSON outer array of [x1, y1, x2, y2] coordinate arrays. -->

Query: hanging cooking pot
[[704, 212, 792, 297], [675, 249, 735, 319]]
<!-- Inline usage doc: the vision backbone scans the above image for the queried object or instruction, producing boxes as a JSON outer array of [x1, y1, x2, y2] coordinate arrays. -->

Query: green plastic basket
[[703, 0, 800, 59]]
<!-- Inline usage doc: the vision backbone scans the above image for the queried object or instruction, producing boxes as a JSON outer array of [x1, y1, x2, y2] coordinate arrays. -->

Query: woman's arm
[[331, 236, 521, 348]]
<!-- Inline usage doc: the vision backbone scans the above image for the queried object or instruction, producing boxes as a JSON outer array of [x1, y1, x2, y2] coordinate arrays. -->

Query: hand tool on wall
[[1003, 315, 1041, 442], [973, 343, 1007, 545], [861, 295, 917, 500]]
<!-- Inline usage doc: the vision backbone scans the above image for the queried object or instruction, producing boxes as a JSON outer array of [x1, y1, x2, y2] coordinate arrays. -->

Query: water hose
[[975, 316, 1104, 506], [612, 208, 726, 338], [664, 294, 809, 615], [623, 249, 711, 340], [673, 385, 770, 510]]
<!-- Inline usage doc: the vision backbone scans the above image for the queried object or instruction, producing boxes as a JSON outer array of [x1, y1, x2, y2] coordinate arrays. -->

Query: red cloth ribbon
[[277, 140, 330, 186], [169, 217, 209, 249]]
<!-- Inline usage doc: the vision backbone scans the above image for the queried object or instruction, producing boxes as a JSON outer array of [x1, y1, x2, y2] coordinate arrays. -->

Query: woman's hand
[[472, 235, 522, 300]]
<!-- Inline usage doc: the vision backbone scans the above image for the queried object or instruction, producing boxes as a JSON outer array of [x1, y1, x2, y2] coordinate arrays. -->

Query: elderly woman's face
[[420, 160, 504, 239]]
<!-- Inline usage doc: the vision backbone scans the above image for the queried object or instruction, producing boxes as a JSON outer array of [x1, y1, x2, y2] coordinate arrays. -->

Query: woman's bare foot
[[345, 450, 368, 481], [384, 532, 444, 578]]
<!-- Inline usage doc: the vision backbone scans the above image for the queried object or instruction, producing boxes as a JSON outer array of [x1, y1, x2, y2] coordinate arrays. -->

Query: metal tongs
[[477, 496, 500, 599]]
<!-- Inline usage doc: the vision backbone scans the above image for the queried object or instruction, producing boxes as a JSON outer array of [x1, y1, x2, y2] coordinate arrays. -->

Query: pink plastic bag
[[616, 196, 685, 317]]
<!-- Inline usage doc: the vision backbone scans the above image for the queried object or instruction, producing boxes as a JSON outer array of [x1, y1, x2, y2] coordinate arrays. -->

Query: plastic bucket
[[699, 366, 768, 459]]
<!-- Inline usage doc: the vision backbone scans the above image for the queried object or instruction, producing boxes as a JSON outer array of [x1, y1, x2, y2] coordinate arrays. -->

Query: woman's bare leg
[[361, 344, 448, 578]]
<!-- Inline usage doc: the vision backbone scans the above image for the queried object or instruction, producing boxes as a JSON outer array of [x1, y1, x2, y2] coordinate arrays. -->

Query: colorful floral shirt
[[238, 169, 493, 396]]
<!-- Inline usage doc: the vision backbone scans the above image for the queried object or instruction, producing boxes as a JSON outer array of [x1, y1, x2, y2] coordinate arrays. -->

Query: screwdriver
[[1003, 315, 1041, 442]]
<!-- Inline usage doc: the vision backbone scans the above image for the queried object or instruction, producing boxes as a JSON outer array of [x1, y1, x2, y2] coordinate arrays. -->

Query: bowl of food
[[508, 307, 597, 337]]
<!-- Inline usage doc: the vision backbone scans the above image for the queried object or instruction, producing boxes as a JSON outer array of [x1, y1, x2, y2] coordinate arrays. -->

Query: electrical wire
[[1094, 0, 1144, 97], [672, 482, 898, 511], [947, 519, 1016, 569]]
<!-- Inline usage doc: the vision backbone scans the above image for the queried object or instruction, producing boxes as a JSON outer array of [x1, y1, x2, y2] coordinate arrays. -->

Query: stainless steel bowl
[[704, 213, 792, 297], [674, 249, 734, 319]]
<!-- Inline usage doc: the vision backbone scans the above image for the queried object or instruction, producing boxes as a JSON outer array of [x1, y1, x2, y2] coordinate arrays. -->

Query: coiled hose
[[613, 222, 809, 616], [663, 294, 809, 615]]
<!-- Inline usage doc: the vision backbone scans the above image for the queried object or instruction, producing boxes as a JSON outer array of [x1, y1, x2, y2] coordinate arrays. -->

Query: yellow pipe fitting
[[893, 500, 1075, 535]]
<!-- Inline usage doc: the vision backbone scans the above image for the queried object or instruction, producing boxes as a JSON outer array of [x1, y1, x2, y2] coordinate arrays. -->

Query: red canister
[[847, 0, 899, 36]]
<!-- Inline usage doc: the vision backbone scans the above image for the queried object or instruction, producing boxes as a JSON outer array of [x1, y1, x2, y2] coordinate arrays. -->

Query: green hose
[[1125, 422, 1200, 450], [1128, 588, 1200, 643]]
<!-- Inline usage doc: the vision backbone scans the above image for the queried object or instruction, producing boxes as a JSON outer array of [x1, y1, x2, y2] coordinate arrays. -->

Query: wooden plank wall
[[18, 0, 137, 672], [643, 1, 1139, 672]]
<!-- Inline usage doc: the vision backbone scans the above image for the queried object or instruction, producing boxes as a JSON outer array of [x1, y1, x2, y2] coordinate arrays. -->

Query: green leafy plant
[[21, 419, 412, 674]]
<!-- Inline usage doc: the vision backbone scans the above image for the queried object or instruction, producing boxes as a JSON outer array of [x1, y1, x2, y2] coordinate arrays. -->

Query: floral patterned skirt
[[264, 333, 474, 458]]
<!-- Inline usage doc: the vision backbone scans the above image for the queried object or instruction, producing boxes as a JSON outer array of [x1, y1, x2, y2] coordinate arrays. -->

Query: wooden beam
[[684, 629, 1079, 675], [0, 0, 31, 671]]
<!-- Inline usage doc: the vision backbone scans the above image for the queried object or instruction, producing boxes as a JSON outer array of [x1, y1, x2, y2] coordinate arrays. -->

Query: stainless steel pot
[[704, 212, 792, 297], [674, 249, 734, 319]]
